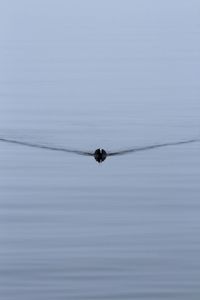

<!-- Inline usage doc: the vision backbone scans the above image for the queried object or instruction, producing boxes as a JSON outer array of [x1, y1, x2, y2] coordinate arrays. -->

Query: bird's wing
[[107, 139, 199, 156], [0, 138, 93, 156]]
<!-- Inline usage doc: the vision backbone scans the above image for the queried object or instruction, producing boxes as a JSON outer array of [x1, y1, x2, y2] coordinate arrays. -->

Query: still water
[[1, 1, 200, 299]]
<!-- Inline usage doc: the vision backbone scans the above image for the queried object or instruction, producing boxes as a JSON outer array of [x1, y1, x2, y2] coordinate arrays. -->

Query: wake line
[[0, 138, 93, 156], [108, 139, 200, 156]]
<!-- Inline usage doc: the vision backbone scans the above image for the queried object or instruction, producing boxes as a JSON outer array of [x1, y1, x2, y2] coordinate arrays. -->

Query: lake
[[0, 1, 200, 299]]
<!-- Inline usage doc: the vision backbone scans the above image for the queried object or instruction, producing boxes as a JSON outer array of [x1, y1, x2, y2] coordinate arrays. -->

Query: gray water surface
[[1, 1, 200, 299]]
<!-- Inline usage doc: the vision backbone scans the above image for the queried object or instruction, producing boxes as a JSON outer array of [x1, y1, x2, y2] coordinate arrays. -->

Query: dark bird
[[94, 148, 107, 163], [0, 137, 199, 163]]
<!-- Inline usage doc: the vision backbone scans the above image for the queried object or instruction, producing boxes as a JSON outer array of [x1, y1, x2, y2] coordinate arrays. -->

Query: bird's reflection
[[0, 137, 199, 163]]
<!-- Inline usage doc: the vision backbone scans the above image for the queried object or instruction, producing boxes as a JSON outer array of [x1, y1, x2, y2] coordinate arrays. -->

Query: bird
[[94, 148, 107, 163], [0, 137, 199, 163]]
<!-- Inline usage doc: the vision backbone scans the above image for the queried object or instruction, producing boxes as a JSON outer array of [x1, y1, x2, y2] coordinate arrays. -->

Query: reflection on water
[[1, 1, 200, 299]]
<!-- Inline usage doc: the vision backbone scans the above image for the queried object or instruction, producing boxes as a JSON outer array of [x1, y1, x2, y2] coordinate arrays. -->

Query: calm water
[[1, 1, 200, 299]]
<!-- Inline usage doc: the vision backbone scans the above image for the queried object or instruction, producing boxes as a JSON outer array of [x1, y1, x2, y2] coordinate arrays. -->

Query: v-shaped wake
[[0, 137, 199, 163]]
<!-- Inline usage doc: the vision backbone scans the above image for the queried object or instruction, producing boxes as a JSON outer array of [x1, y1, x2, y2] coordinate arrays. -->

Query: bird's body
[[94, 148, 107, 163]]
